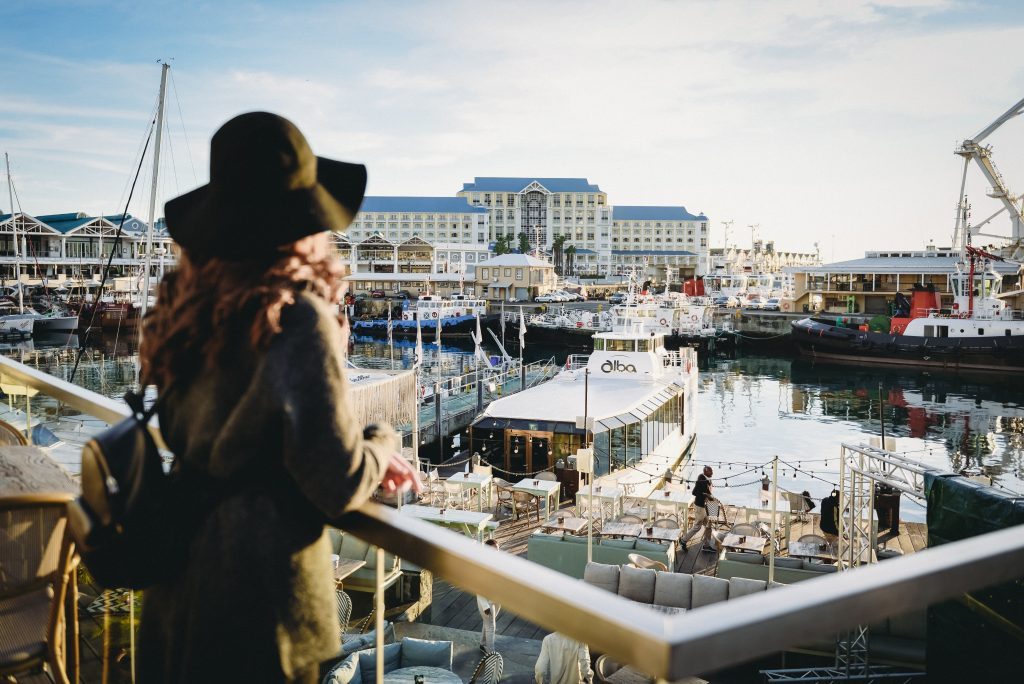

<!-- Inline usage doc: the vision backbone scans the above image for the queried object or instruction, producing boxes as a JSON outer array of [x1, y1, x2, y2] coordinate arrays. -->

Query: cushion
[[773, 557, 804, 569], [584, 562, 620, 594], [562, 533, 590, 545], [340, 534, 372, 561], [601, 538, 636, 549], [691, 574, 729, 608], [326, 527, 344, 554], [724, 551, 764, 565], [399, 637, 453, 669], [358, 643, 401, 681], [800, 560, 837, 573], [729, 576, 767, 598], [618, 565, 657, 603], [324, 655, 361, 684], [635, 539, 669, 553], [340, 621, 396, 657], [653, 571, 692, 609]]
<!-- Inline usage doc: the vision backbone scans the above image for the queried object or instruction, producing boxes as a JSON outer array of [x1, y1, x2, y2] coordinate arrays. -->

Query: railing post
[[435, 381, 443, 463], [477, 370, 483, 412], [520, 361, 526, 391]]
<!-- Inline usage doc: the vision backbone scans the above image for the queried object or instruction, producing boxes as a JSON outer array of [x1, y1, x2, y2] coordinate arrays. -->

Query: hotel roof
[[477, 253, 553, 268], [461, 177, 601, 193], [612, 206, 707, 221], [611, 249, 698, 257], [359, 196, 488, 214]]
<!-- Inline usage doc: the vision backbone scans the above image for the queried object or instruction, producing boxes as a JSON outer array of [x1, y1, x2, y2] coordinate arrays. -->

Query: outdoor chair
[[535, 471, 558, 481], [798, 533, 828, 546], [652, 518, 679, 529], [472, 463, 493, 477], [0, 420, 27, 446], [628, 553, 668, 572], [0, 494, 78, 684], [323, 637, 454, 684], [730, 523, 761, 537], [469, 650, 504, 684], [615, 514, 644, 524], [493, 478, 514, 517], [442, 481, 467, 510], [512, 491, 541, 523]]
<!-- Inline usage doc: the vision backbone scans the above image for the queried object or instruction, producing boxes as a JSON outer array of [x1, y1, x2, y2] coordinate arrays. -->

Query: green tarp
[[925, 473, 1024, 681]]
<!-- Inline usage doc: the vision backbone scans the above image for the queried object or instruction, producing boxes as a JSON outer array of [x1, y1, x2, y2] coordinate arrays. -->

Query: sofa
[[327, 527, 402, 592], [716, 552, 837, 585], [527, 531, 675, 579], [324, 637, 453, 684], [582, 562, 769, 614]]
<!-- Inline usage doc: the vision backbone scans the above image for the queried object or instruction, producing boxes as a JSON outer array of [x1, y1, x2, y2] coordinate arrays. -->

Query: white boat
[[609, 277, 719, 342], [0, 301, 78, 333], [469, 315, 698, 478]]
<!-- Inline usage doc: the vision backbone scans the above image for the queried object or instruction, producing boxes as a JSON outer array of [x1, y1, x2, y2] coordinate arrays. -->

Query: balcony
[[0, 356, 1022, 682]]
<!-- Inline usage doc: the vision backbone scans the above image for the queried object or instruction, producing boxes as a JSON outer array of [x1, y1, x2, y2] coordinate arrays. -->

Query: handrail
[[5, 355, 1024, 679]]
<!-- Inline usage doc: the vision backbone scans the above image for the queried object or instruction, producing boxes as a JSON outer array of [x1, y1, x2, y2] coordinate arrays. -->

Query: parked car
[[561, 291, 585, 302], [608, 292, 627, 305], [370, 289, 386, 298], [745, 297, 765, 310], [763, 298, 782, 311], [713, 295, 740, 308], [393, 290, 413, 299], [535, 293, 558, 303]]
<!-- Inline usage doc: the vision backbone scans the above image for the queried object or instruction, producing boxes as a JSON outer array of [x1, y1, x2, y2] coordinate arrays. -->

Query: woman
[[137, 112, 421, 682]]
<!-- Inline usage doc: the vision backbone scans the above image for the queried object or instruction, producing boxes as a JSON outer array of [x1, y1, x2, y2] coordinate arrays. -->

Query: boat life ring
[[432, 311, 438, 319], [782, 302, 791, 311], [660, 318, 668, 326], [690, 315, 698, 322], [454, 311, 461, 317], [403, 313, 411, 320]]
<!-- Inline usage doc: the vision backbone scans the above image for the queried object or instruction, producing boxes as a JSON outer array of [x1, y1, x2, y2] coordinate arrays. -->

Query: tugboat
[[791, 246, 1024, 372], [351, 292, 494, 339]]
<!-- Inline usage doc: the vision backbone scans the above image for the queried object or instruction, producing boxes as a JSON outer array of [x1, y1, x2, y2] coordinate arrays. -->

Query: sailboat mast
[[5, 153, 23, 312], [141, 61, 169, 318]]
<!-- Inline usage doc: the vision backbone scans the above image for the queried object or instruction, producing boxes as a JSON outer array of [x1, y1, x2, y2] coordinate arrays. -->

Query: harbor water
[[5, 335, 1023, 522]]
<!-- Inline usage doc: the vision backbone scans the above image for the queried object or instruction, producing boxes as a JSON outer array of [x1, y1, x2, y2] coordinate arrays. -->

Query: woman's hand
[[381, 452, 424, 495]]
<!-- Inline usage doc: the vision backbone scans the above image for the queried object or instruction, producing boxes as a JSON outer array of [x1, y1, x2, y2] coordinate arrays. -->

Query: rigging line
[[163, 120, 180, 197], [69, 118, 155, 386], [116, 97, 161, 216], [168, 69, 198, 186]]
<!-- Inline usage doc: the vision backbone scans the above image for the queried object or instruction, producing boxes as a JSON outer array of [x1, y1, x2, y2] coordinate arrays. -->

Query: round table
[[382, 665, 461, 683]]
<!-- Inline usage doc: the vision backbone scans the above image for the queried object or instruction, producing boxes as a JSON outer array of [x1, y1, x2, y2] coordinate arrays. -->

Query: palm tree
[[565, 244, 577, 276], [552, 234, 568, 275], [517, 231, 530, 254]]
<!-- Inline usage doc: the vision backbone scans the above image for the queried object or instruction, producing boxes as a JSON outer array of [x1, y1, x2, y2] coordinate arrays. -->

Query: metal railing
[[3, 354, 1024, 680]]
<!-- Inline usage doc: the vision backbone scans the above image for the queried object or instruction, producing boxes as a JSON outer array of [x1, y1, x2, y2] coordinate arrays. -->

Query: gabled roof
[[359, 196, 488, 214], [612, 206, 707, 221], [611, 249, 698, 256], [461, 177, 601, 193], [477, 253, 553, 268]]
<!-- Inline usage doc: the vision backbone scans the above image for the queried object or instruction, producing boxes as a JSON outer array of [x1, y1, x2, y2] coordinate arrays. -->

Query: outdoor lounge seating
[[582, 562, 769, 613], [527, 531, 674, 578], [323, 637, 454, 684], [326, 527, 402, 593]]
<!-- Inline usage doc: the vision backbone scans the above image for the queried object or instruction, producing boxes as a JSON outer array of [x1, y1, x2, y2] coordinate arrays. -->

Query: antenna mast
[[141, 61, 169, 318]]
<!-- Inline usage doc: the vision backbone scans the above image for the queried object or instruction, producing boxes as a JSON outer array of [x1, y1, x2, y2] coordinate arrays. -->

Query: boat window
[[592, 431, 610, 477], [609, 426, 625, 470], [678, 393, 686, 433], [606, 339, 635, 352], [923, 325, 934, 337], [978, 328, 985, 335], [551, 432, 579, 465], [1007, 330, 1013, 337], [636, 339, 650, 351], [937, 325, 949, 338], [593, 338, 605, 351], [625, 422, 642, 465]]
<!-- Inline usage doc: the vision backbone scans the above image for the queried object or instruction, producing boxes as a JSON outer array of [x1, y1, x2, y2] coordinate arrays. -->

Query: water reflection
[[700, 356, 1024, 520]]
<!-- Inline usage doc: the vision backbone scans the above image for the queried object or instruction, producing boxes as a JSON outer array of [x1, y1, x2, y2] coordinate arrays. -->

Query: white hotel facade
[[308, 179, 711, 290]]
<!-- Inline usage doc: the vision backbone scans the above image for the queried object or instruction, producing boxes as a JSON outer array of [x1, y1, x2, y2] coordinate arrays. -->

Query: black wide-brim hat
[[165, 111, 366, 261]]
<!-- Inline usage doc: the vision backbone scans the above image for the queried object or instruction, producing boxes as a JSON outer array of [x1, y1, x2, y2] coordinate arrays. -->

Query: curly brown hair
[[140, 233, 346, 388]]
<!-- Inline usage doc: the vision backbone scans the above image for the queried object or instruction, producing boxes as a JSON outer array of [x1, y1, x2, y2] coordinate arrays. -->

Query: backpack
[[67, 391, 188, 589]]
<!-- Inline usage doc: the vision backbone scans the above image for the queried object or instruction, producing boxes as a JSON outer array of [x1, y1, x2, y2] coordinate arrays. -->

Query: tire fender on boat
[[432, 311, 438, 318], [660, 318, 668, 326]]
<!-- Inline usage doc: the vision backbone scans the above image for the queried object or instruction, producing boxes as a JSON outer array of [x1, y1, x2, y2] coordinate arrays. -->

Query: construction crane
[[952, 96, 1024, 257]]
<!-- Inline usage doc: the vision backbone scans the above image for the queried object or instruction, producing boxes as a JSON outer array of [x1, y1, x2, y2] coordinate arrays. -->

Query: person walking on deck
[[478, 538, 501, 653], [680, 466, 718, 551], [136, 112, 421, 683]]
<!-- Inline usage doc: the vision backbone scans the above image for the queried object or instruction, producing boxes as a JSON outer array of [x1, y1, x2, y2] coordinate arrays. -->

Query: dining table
[[788, 540, 838, 562], [646, 489, 692, 523], [575, 484, 624, 523], [637, 526, 682, 544], [721, 533, 768, 554], [541, 515, 590, 534], [599, 522, 643, 539], [382, 666, 461, 683], [511, 478, 561, 515], [444, 471, 493, 512], [400, 504, 495, 540]]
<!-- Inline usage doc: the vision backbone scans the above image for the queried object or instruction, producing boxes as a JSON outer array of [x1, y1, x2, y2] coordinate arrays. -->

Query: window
[[978, 328, 985, 335], [923, 325, 934, 337], [593, 338, 605, 350], [507, 193, 515, 205], [481, 268, 489, 279], [515, 268, 523, 279], [606, 339, 635, 351], [504, 268, 512, 278]]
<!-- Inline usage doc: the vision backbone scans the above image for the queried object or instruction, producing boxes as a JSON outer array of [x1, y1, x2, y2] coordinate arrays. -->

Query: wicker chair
[[652, 518, 679, 529], [615, 514, 644, 524], [512, 491, 541, 523], [730, 522, 761, 538], [493, 478, 514, 517], [0, 420, 27, 446], [798, 533, 828, 546], [469, 650, 504, 684], [627, 553, 668, 572], [535, 471, 558, 481], [0, 494, 78, 684]]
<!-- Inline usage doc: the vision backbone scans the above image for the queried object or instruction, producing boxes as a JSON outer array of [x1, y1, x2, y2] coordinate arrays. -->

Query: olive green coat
[[138, 293, 394, 682]]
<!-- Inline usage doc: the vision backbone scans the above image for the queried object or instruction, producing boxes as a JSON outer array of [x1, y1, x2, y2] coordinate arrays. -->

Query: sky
[[2, 0, 1024, 262]]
